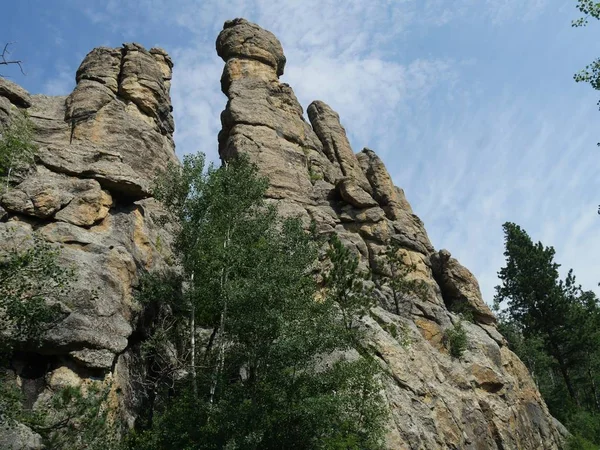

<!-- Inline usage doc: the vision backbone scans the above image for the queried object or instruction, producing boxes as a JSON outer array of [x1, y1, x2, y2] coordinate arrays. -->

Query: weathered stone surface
[[150, 47, 173, 91], [119, 43, 174, 135], [216, 19, 324, 204], [59, 43, 178, 198], [0, 422, 43, 450], [337, 177, 378, 208], [215, 18, 563, 450], [0, 77, 32, 108], [308, 100, 372, 192], [0, 22, 564, 450], [65, 79, 116, 121], [431, 249, 497, 325], [75, 47, 121, 93], [54, 188, 112, 226], [0, 44, 178, 438], [357, 148, 414, 215], [1, 170, 113, 225], [70, 348, 116, 369], [216, 18, 286, 78], [390, 209, 434, 255], [0, 94, 11, 125]]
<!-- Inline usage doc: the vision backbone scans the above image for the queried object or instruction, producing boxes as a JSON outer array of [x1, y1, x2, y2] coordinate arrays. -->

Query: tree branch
[[0, 42, 25, 75]]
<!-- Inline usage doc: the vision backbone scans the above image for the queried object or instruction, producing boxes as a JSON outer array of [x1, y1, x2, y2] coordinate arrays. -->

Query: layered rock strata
[[0, 44, 177, 440], [0, 20, 567, 450], [216, 18, 565, 449]]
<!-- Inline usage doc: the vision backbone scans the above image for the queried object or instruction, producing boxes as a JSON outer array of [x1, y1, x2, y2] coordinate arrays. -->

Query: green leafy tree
[[0, 230, 70, 357], [133, 270, 188, 428], [573, 1, 600, 148], [0, 230, 74, 436], [129, 154, 386, 449]]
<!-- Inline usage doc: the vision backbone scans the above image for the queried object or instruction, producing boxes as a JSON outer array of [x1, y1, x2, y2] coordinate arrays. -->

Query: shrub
[[445, 320, 468, 358], [0, 109, 36, 190]]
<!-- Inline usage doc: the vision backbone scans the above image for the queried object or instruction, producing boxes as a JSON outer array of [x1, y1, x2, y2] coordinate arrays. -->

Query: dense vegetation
[[126, 154, 387, 450], [494, 222, 600, 449]]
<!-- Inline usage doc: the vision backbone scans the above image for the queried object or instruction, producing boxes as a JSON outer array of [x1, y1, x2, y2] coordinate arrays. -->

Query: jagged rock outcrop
[[0, 43, 177, 441], [431, 249, 497, 326], [0, 20, 566, 449], [216, 18, 564, 449]]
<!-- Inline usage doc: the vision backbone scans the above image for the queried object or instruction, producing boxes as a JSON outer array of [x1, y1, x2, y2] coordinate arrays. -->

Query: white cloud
[[72, 0, 599, 304], [390, 89, 600, 302]]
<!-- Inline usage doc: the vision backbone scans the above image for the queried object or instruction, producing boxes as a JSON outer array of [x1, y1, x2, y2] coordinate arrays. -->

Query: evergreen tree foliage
[[494, 222, 600, 446], [444, 320, 468, 359], [129, 154, 386, 449]]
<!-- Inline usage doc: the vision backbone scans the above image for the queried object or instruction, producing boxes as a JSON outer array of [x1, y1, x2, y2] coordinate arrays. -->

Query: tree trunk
[[587, 353, 600, 411], [190, 274, 197, 398]]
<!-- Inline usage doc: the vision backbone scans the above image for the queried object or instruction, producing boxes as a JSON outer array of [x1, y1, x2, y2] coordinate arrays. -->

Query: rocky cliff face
[[0, 44, 177, 439], [216, 18, 566, 450], [0, 19, 566, 450]]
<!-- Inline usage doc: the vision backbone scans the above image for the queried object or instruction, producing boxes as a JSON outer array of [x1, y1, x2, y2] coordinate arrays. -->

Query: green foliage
[[0, 371, 117, 450], [0, 227, 75, 436], [130, 153, 387, 449], [0, 372, 26, 423], [0, 109, 36, 190], [564, 410, 600, 448], [324, 235, 374, 335], [447, 302, 475, 323], [445, 320, 468, 359], [0, 230, 71, 357], [573, 1, 600, 145], [495, 222, 600, 446], [381, 244, 428, 316], [23, 383, 120, 450], [566, 434, 599, 450], [309, 168, 323, 184], [573, 0, 600, 27], [133, 270, 188, 427]]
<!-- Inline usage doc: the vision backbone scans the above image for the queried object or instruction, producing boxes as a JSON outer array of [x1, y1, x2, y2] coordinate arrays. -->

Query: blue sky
[[2, 0, 599, 302]]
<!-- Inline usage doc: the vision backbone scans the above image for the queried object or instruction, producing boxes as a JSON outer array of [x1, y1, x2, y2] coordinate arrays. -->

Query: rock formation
[[216, 18, 565, 449], [0, 19, 567, 449], [0, 44, 177, 444]]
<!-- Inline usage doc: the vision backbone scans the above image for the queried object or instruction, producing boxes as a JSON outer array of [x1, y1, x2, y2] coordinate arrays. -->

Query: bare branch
[[0, 42, 25, 75]]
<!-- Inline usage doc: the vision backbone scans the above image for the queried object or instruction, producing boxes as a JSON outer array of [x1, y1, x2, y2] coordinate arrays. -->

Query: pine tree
[[494, 222, 579, 400], [495, 222, 600, 445]]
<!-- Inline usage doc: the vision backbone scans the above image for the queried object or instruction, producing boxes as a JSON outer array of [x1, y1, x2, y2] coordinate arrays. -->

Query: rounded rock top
[[216, 18, 286, 76]]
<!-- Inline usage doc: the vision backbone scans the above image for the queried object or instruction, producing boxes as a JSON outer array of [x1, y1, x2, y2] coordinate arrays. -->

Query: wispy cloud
[[42, 63, 74, 95], [65, 0, 600, 302]]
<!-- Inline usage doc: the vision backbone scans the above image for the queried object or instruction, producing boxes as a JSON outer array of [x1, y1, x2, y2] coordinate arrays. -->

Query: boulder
[[431, 249, 497, 325], [0, 77, 32, 108]]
